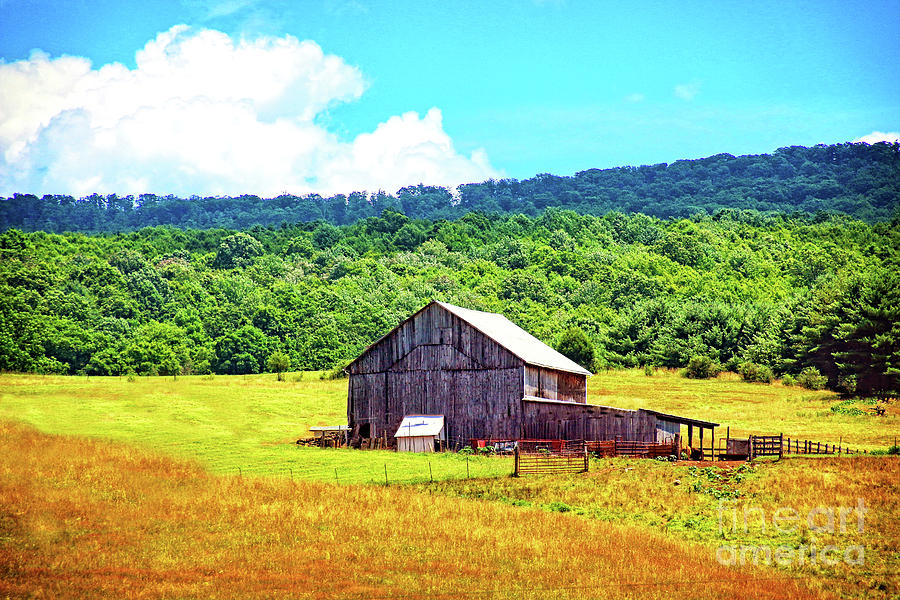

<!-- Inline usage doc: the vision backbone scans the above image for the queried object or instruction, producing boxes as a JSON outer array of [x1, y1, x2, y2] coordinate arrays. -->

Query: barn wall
[[348, 303, 525, 443], [350, 303, 521, 375], [521, 400, 658, 442], [524, 366, 586, 403], [656, 420, 680, 443]]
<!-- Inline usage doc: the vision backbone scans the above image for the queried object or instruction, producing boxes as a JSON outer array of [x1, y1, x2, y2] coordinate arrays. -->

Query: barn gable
[[348, 301, 524, 375]]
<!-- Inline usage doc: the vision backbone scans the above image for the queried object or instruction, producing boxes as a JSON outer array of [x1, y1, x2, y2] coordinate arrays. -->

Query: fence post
[[779, 433, 783, 459], [514, 446, 520, 477]]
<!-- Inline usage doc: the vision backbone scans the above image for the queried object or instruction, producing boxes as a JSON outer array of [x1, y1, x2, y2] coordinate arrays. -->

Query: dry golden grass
[[424, 456, 900, 599], [0, 422, 831, 600]]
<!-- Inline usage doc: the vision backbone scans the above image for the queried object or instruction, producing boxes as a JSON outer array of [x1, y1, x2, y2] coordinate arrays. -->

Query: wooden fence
[[514, 440, 589, 476], [722, 434, 869, 461], [750, 434, 783, 459], [782, 436, 867, 456]]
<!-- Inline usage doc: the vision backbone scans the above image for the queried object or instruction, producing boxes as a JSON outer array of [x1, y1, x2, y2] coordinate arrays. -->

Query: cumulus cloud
[[0, 25, 500, 197], [852, 130, 900, 144], [673, 82, 700, 101]]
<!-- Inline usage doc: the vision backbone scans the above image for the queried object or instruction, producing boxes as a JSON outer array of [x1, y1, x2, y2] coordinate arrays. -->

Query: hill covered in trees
[[2, 142, 898, 232], [2, 208, 898, 397]]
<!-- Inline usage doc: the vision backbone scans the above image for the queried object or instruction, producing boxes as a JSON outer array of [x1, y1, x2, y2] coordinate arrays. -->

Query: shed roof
[[395, 415, 445, 438], [641, 409, 719, 428], [434, 301, 592, 376]]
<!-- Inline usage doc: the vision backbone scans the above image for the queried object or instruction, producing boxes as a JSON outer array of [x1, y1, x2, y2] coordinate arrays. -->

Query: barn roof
[[434, 301, 592, 376]]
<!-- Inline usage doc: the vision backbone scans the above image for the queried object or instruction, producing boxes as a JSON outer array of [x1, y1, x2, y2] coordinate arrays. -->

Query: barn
[[346, 301, 717, 451]]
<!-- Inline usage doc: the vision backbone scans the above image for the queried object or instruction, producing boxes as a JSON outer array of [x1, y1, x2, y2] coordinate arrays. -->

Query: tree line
[[2, 142, 898, 233], [1, 207, 897, 398]]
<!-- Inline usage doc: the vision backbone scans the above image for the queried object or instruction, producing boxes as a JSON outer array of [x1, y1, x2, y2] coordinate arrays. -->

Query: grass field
[[422, 456, 900, 599], [1, 369, 897, 598], [0, 372, 510, 484], [0, 421, 834, 600]]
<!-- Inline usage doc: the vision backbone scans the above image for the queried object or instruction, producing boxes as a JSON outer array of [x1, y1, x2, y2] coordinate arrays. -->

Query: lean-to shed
[[394, 415, 445, 452]]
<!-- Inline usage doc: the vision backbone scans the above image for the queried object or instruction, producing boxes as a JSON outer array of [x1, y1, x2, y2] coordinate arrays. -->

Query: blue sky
[[0, 0, 898, 196]]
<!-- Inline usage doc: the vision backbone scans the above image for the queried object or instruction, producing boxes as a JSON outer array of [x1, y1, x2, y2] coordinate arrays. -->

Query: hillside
[[1, 209, 897, 397], [1, 142, 898, 233]]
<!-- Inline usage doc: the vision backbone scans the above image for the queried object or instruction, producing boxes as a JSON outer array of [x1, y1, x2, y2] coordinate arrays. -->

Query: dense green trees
[[0, 205, 897, 398], [2, 143, 898, 233], [555, 327, 596, 371]]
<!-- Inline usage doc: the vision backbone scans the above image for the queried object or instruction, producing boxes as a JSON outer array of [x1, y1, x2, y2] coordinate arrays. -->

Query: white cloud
[[0, 25, 500, 197], [852, 130, 900, 145], [673, 82, 700, 101]]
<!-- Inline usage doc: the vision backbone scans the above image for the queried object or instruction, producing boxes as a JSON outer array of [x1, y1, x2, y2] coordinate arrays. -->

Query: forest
[[1, 205, 898, 398], [1, 142, 898, 232]]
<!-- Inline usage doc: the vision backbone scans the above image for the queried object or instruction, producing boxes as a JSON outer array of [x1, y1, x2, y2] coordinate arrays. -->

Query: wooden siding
[[656, 420, 680, 443], [350, 303, 523, 375], [521, 399, 659, 442], [348, 303, 525, 444], [524, 366, 586, 403]]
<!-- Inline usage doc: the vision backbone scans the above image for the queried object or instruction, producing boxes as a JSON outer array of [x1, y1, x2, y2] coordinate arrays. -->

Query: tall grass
[[0, 422, 830, 600], [422, 456, 900, 599]]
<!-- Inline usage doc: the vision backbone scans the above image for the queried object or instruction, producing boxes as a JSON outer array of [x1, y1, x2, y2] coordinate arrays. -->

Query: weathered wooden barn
[[346, 301, 716, 449]]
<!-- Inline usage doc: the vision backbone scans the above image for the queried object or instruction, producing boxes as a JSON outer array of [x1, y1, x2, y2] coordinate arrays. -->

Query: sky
[[0, 0, 898, 197]]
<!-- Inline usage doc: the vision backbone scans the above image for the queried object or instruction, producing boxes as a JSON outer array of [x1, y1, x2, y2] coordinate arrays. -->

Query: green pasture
[[0, 372, 510, 484], [0, 368, 895, 487]]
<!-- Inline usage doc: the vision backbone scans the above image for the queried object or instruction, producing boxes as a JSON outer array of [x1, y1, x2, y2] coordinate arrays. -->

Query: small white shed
[[394, 415, 445, 453]]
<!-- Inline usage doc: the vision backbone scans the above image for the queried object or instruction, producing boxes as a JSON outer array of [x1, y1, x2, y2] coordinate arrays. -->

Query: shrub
[[830, 399, 864, 416], [644, 365, 654, 377], [781, 374, 796, 387], [738, 362, 774, 384], [266, 351, 291, 382], [836, 375, 857, 396], [797, 366, 827, 390], [319, 367, 348, 380], [684, 355, 721, 379]]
